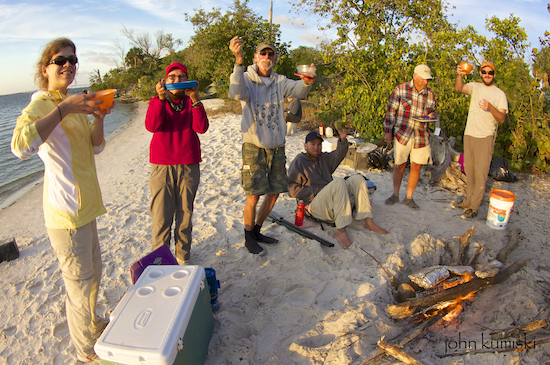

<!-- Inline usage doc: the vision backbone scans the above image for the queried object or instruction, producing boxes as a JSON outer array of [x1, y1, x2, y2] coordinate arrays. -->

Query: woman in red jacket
[[145, 62, 209, 264]]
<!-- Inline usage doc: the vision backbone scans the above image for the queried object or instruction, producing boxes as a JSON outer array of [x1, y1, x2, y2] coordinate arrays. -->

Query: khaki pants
[[463, 135, 494, 211], [47, 220, 104, 358], [309, 175, 372, 229], [149, 163, 200, 263]]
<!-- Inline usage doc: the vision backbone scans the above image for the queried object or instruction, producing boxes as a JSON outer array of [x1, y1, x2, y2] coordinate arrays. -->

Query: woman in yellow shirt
[[11, 37, 111, 363]]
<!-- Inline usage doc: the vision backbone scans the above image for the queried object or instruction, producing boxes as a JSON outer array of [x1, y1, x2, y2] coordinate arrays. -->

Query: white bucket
[[486, 189, 515, 230]]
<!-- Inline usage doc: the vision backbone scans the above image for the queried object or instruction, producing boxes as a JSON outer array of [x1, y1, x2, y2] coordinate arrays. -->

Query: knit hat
[[165, 62, 188, 77]]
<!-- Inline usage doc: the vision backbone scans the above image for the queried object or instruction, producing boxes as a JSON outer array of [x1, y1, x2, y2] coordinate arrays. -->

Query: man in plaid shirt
[[383, 64, 437, 210]]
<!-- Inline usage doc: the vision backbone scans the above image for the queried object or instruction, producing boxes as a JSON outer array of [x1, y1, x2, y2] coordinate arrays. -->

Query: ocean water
[[0, 87, 138, 205]]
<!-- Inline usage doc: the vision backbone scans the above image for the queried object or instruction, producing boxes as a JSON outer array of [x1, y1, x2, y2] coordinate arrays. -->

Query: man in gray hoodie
[[288, 130, 388, 249], [229, 37, 315, 255]]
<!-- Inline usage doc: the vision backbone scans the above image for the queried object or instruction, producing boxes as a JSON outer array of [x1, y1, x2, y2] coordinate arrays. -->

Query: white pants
[[309, 175, 372, 229]]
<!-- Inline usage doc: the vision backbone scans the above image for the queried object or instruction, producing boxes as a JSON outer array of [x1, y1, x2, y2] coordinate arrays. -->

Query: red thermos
[[295, 200, 305, 226]]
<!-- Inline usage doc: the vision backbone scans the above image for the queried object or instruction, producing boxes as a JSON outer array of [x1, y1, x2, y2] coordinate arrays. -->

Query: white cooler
[[95, 265, 214, 365]]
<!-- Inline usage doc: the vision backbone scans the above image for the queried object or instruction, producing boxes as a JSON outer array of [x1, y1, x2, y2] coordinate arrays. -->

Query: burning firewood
[[490, 318, 548, 340], [377, 340, 425, 364], [386, 258, 531, 320]]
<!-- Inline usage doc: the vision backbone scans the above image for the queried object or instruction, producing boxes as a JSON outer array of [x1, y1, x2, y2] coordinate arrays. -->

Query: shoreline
[[0, 101, 143, 211], [0, 99, 549, 364]]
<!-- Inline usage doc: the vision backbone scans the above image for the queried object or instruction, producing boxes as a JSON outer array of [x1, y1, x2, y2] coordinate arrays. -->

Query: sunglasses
[[259, 49, 275, 56], [48, 55, 78, 66], [166, 74, 188, 82], [480, 70, 494, 76]]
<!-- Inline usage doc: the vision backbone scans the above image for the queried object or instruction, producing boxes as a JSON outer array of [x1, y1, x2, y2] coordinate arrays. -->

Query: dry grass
[[206, 99, 243, 117]]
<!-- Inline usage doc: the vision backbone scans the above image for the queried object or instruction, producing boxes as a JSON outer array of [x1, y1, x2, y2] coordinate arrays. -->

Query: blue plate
[[413, 116, 437, 122], [165, 80, 198, 90]]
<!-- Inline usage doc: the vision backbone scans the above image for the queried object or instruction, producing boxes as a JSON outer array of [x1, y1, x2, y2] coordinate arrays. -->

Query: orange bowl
[[90, 89, 116, 111], [459, 62, 473, 75]]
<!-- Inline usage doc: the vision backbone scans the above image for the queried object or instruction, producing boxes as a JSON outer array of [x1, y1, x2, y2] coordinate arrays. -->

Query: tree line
[[89, 0, 550, 173]]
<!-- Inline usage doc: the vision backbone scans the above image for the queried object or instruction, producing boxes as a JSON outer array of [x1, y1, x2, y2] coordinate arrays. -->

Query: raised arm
[[455, 65, 469, 95]]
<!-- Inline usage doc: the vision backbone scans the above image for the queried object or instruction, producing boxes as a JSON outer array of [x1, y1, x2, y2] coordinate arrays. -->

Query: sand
[[1, 99, 549, 365]]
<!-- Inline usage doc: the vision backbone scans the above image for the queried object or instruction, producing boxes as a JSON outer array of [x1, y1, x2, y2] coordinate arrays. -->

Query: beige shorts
[[393, 137, 431, 165]]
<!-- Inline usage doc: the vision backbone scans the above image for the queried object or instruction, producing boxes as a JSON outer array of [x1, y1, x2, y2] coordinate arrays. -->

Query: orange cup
[[90, 89, 117, 111], [459, 62, 473, 74]]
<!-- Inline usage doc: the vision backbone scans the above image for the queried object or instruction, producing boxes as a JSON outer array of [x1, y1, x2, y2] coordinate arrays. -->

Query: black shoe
[[254, 224, 279, 244], [461, 209, 478, 220], [245, 230, 266, 256], [385, 194, 399, 205], [402, 197, 420, 210]]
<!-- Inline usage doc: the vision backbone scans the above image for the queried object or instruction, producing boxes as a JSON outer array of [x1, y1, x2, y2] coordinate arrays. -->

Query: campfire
[[354, 228, 546, 365]]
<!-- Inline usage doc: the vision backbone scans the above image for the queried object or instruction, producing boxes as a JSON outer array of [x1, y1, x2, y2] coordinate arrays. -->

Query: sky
[[0, 0, 548, 96]]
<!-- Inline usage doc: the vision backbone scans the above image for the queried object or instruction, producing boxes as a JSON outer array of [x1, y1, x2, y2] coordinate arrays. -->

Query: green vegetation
[[89, 0, 550, 172]]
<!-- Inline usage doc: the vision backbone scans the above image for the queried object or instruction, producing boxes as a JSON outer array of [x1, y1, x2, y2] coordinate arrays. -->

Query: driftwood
[[377, 341, 424, 365], [386, 258, 531, 320], [490, 319, 548, 340], [496, 229, 520, 262], [468, 243, 485, 267], [354, 307, 455, 365], [452, 225, 475, 266]]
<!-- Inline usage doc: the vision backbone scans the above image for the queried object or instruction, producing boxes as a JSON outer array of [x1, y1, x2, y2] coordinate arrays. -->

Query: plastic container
[[295, 200, 305, 226], [296, 64, 316, 76], [325, 126, 334, 138], [319, 123, 324, 136], [90, 89, 116, 112], [486, 189, 515, 230], [94, 265, 214, 365], [459, 62, 474, 75], [165, 80, 198, 90], [321, 138, 338, 152]]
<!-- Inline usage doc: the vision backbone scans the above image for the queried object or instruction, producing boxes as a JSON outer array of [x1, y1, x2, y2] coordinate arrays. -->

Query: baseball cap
[[480, 61, 495, 71], [305, 131, 323, 143], [414, 64, 433, 80], [165, 62, 188, 76], [256, 42, 276, 54]]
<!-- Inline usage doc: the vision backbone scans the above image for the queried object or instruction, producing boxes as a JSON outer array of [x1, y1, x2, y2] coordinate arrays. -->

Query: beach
[[1, 100, 550, 365]]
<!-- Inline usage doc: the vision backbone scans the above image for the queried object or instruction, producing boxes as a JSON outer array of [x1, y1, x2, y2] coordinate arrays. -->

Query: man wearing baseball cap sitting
[[453, 61, 508, 220], [384, 64, 438, 211], [288, 128, 388, 249]]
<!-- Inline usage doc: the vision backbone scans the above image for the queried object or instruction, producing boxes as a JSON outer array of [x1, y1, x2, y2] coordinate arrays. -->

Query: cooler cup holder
[[171, 270, 189, 280], [147, 269, 164, 279], [137, 286, 155, 297], [164, 286, 182, 297]]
